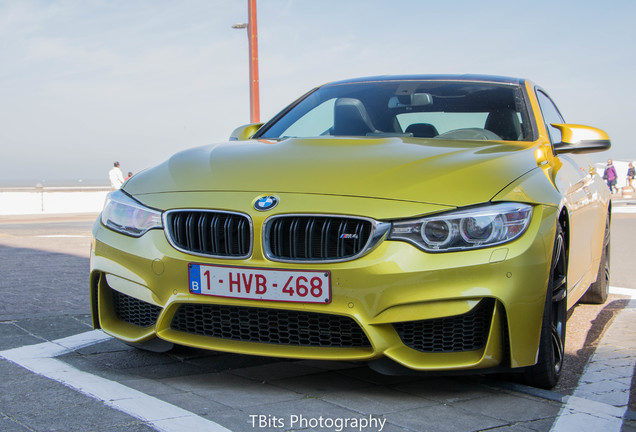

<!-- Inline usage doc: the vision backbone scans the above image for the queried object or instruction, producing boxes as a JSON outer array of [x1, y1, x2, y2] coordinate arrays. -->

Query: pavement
[[0, 213, 634, 432]]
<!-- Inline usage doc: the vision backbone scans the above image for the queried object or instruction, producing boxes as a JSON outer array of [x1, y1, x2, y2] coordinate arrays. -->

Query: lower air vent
[[112, 289, 162, 327], [171, 304, 371, 348], [393, 299, 495, 353]]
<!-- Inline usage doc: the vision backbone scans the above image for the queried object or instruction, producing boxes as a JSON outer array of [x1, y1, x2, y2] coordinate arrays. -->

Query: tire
[[580, 213, 610, 304], [523, 224, 567, 389]]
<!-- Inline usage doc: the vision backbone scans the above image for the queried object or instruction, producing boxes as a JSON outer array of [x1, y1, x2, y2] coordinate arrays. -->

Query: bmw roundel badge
[[254, 195, 279, 211]]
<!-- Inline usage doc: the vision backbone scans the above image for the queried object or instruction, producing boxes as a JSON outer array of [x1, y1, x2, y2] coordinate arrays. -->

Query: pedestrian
[[125, 171, 133, 181], [109, 161, 125, 189], [603, 159, 618, 194], [627, 162, 635, 188]]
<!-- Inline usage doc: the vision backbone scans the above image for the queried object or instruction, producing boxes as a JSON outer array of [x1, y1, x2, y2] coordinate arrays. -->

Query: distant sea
[[0, 179, 109, 188]]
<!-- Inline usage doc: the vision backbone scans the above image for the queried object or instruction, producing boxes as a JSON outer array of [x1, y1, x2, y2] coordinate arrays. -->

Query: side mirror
[[229, 123, 264, 141], [552, 124, 611, 155]]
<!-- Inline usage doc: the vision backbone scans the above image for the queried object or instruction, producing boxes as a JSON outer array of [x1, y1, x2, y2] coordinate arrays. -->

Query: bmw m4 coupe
[[91, 75, 611, 388]]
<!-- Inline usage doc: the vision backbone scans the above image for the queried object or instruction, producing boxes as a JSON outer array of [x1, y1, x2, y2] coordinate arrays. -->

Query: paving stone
[[551, 411, 622, 432], [187, 352, 278, 372], [577, 379, 629, 394], [385, 403, 507, 432], [12, 315, 92, 341], [230, 359, 324, 382], [0, 333, 43, 350], [0, 415, 33, 432], [120, 377, 191, 397], [322, 385, 437, 414], [73, 337, 133, 355], [453, 391, 560, 423], [517, 417, 560, 432], [0, 322, 33, 337], [155, 390, 229, 416], [579, 369, 624, 383], [393, 377, 498, 404], [268, 370, 373, 397], [161, 372, 303, 408]]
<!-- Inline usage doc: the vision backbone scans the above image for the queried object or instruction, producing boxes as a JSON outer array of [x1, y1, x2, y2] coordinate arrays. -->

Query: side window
[[536, 90, 565, 144]]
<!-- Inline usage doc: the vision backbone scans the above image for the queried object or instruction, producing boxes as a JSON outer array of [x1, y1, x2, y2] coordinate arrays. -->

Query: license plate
[[188, 263, 331, 304]]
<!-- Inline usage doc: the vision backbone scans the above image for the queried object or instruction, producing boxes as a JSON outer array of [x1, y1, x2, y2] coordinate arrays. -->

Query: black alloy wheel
[[523, 224, 567, 389]]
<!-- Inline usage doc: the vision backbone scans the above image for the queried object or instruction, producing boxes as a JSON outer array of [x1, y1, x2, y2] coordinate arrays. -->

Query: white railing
[[0, 186, 111, 215]]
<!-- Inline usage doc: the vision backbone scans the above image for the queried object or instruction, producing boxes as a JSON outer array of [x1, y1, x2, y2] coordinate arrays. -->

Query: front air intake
[[265, 215, 373, 261], [165, 210, 251, 258]]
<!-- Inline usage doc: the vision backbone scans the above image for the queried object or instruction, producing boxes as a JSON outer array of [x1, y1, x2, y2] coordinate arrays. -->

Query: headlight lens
[[389, 203, 533, 252], [101, 189, 163, 237]]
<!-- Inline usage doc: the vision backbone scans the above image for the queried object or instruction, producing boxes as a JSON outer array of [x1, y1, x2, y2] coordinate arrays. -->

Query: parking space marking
[[0, 330, 232, 432], [550, 286, 636, 431]]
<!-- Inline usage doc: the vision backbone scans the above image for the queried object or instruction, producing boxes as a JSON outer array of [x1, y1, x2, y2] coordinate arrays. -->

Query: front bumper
[[90, 192, 558, 371]]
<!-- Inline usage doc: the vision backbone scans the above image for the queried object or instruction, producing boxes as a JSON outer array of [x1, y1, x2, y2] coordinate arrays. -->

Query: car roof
[[324, 74, 525, 87]]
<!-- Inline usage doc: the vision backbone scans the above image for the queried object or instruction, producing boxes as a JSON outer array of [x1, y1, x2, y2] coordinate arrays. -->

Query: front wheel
[[523, 224, 567, 389]]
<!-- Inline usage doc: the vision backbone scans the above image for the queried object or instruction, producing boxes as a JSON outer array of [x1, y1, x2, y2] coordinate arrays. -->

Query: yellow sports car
[[90, 75, 611, 388]]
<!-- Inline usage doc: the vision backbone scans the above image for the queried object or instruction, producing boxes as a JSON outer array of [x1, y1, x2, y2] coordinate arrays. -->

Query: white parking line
[[0, 330, 231, 432], [550, 286, 636, 432]]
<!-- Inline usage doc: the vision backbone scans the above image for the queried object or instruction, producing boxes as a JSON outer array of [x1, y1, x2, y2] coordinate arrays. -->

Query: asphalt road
[[0, 211, 634, 432]]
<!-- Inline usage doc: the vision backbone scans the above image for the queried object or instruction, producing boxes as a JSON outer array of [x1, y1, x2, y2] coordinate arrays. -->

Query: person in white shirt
[[109, 161, 125, 189]]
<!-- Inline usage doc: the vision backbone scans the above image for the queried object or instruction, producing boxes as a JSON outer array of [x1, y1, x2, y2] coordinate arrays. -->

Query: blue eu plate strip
[[189, 264, 201, 294]]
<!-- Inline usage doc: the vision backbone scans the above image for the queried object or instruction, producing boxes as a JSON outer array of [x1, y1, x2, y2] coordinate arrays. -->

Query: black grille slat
[[223, 216, 233, 255], [171, 304, 371, 348], [198, 213, 210, 253], [166, 211, 251, 257], [112, 289, 161, 328], [172, 213, 186, 245], [267, 216, 372, 261], [185, 213, 196, 251], [322, 219, 331, 259], [289, 218, 299, 259], [394, 299, 495, 353], [237, 218, 248, 255], [210, 214, 221, 255]]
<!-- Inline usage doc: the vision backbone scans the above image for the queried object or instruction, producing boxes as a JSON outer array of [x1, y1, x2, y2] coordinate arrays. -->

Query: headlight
[[101, 189, 163, 237], [388, 203, 533, 252]]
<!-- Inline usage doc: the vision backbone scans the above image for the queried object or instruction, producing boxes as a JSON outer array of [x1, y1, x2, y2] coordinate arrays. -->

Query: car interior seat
[[333, 98, 380, 136], [485, 109, 522, 140], [405, 123, 439, 138]]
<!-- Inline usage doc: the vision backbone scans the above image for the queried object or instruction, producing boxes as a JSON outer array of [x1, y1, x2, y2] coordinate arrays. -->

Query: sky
[[1, 0, 635, 186]]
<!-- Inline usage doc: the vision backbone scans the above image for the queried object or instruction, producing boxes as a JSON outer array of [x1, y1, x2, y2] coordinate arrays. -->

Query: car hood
[[125, 137, 538, 207]]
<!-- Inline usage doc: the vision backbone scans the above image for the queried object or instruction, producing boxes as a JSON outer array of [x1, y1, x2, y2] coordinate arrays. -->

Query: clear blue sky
[[1, 0, 634, 185]]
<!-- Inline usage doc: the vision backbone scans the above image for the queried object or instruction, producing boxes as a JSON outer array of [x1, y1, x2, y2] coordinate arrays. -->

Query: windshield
[[256, 80, 534, 141]]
